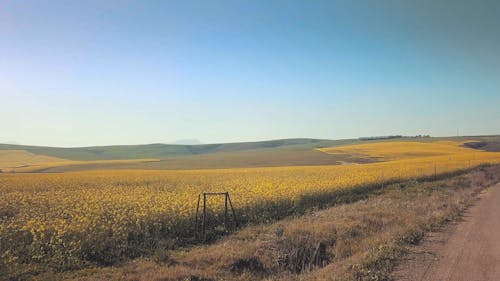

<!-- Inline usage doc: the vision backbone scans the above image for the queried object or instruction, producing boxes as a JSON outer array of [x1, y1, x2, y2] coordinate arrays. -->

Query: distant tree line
[[359, 135, 430, 141]]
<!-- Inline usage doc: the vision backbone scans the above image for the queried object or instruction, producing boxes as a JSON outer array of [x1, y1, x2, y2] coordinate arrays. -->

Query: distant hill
[[3, 136, 498, 163], [0, 138, 341, 161]]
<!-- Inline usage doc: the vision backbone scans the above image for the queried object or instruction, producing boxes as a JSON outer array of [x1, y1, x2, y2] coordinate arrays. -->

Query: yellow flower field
[[0, 149, 160, 173], [1, 141, 500, 273], [318, 140, 480, 160]]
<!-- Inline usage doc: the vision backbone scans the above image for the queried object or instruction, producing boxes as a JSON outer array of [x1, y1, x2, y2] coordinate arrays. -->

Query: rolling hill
[[0, 138, 343, 161], [1, 136, 499, 173]]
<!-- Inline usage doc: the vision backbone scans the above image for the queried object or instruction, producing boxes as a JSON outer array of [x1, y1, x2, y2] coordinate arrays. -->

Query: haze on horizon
[[1, 0, 500, 147]]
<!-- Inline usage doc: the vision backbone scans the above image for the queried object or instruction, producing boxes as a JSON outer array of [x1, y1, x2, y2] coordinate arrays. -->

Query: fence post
[[224, 192, 228, 230], [202, 193, 207, 241], [227, 193, 238, 227], [195, 194, 200, 239]]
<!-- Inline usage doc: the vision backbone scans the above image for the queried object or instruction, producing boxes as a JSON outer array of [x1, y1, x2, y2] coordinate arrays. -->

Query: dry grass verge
[[58, 165, 500, 281]]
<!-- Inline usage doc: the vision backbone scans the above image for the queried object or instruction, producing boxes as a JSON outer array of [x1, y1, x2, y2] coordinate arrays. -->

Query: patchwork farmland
[[1, 137, 500, 280]]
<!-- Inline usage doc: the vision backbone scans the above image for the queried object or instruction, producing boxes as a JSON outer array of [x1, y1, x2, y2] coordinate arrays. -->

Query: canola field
[[0, 149, 160, 173], [1, 141, 500, 274]]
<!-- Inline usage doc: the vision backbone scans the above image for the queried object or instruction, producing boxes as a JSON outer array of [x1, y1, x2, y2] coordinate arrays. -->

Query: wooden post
[[202, 193, 207, 241], [224, 192, 228, 230], [195, 194, 200, 239], [227, 193, 238, 227]]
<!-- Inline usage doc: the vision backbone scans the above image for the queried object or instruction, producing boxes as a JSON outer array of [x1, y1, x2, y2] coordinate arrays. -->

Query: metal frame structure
[[195, 192, 237, 241]]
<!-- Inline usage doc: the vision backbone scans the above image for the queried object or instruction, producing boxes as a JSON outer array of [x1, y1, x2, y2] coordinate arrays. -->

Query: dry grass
[[61, 165, 500, 281], [0, 150, 68, 172], [0, 149, 159, 172], [28, 149, 353, 173]]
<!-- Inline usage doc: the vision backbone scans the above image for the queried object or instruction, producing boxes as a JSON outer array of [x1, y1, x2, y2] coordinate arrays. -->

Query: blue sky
[[1, 0, 500, 146]]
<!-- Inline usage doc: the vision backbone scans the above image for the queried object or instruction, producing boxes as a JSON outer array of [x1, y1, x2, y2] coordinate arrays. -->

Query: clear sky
[[1, 0, 500, 147]]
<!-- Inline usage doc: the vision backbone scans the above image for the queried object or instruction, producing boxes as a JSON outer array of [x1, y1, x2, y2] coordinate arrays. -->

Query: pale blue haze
[[1, 0, 499, 146]]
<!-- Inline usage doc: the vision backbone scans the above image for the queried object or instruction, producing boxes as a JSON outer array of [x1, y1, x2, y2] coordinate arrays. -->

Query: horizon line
[[2, 134, 500, 149]]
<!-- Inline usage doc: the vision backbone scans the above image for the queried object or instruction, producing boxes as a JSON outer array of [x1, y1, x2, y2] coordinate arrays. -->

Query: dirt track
[[392, 182, 500, 281]]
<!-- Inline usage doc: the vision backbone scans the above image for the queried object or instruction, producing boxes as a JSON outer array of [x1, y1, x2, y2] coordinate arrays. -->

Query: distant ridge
[[3, 135, 498, 162], [0, 138, 334, 161], [358, 135, 430, 141]]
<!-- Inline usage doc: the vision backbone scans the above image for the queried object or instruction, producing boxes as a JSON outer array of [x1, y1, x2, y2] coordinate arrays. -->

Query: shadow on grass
[[194, 165, 492, 244]]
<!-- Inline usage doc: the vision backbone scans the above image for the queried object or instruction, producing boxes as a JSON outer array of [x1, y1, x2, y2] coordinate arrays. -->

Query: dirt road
[[392, 183, 500, 281]]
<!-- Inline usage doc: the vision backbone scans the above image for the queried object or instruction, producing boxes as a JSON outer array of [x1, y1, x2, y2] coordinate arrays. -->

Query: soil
[[391, 182, 500, 281]]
